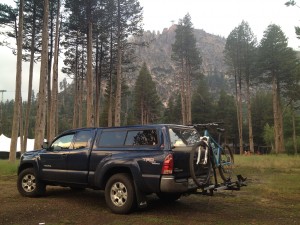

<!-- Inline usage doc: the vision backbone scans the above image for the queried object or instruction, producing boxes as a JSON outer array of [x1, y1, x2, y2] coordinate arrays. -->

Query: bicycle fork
[[196, 138, 209, 165]]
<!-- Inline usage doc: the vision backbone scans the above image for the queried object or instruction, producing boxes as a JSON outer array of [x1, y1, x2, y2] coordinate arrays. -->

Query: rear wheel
[[218, 145, 234, 182], [189, 141, 211, 188], [105, 173, 136, 214]]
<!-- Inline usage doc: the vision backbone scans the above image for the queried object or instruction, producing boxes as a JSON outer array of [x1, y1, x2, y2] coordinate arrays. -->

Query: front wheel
[[218, 145, 234, 182], [105, 173, 136, 214], [17, 168, 46, 197], [189, 141, 211, 188]]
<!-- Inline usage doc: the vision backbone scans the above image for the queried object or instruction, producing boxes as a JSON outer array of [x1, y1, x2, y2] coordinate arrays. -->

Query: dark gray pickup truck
[[17, 124, 208, 214]]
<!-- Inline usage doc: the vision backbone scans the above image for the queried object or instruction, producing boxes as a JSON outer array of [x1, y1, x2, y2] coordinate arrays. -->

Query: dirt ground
[[1, 173, 299, 225]]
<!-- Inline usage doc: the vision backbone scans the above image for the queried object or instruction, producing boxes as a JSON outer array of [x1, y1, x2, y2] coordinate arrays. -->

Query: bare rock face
[[130, 25, 227, 103]]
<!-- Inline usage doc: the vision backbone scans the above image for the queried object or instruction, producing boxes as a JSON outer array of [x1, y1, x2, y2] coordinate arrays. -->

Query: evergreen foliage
[[0, 2, 299, 154], [133, 63, 163, 124], [171, 13, 202, 125]]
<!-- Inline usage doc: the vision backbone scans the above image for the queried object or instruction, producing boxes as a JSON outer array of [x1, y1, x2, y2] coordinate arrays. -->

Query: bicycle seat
[[217, 128, 225, 132]]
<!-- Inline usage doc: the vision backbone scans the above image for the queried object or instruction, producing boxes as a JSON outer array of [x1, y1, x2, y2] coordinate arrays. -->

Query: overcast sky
[[0, 0, 299, 101]]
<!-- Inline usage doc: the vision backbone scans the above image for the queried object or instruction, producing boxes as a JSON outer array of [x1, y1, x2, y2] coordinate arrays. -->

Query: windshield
[[168, 127, 200, 147]]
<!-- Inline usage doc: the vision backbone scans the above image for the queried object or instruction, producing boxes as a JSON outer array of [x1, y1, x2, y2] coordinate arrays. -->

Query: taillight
[[161, 154, 173, 175]]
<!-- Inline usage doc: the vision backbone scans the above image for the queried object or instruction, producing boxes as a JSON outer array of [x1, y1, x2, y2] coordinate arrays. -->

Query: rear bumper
[[160, 175, 196, 193]]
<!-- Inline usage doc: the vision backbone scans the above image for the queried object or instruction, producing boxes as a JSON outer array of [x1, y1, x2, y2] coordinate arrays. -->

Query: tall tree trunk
[[180, 61, 186, 125], [73, 74, 79, 128], [237, 81, 243, 155], [272, 74, 280, 154], [234, 71, 243, 155], [23, 0, 37, 152], [49, 0, 60, 142], [9, 0, 24, 162], [78, 46, 85, 128], [108, 76, 113, 127], [186, 64, 192, 125], [291, 102, 297, 155], [86, 20, 94, 127], [108, 27, 113, 127], [47, 2, 54, 141], [141, 100, 144, 125], [246, 79, 254, 153], [72, 44, 79, 128], [114, 0, 122, 126], [95, 38, 102, 127], [180, 83, 186, 125], [20, 98, 24, 153], [78, 73, 83, 128], [276, 81, 285, 153], [95, 38, 99, 127], [34, 0, 49, 149], [277, 95, 285, 153]]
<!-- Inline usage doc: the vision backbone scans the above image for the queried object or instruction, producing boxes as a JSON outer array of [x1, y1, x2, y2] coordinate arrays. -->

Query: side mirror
[[42, 142, 49, 149]]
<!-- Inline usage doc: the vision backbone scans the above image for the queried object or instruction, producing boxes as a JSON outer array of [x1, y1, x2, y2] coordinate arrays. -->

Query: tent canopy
[[0, 134, 35, 152]]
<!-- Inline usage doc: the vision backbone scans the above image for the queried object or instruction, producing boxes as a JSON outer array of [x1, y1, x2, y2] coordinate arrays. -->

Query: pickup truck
[[17, 124, 208, 214]]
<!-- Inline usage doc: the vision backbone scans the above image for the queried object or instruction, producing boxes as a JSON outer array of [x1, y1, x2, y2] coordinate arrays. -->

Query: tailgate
[[172, 146, 192, 179]]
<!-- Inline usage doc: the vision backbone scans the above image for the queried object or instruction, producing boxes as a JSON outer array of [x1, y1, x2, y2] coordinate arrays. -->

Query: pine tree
[[23, 0, 44, 152], [134, 63, 162, 124], [172, 14, 201, 125], [34, 0, 49, 149], [224, 21, 257, 154], [258, 24, 298, 153], [48, 0, 61, 142], [114, 0, 143, 126], [9, 0, 24, 162], [191, 77, 214, 124]]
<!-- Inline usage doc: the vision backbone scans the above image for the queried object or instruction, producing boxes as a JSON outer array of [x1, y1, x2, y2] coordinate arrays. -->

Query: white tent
[[0, 134, 35, 152]]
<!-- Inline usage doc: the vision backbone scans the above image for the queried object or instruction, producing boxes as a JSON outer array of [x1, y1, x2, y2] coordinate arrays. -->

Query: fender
[[93, 157, 146, 192], [18, 150, 42, 178]]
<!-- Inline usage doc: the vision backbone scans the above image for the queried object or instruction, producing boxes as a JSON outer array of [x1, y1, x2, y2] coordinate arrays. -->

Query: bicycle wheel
[[189, 141, 211, 188], [218, 144, 234, 182]]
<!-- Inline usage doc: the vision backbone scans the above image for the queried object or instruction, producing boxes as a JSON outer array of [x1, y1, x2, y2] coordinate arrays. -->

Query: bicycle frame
[[203, 129, 231, 168], [203, 130, 221, 167], [191, 123, 246, 191]]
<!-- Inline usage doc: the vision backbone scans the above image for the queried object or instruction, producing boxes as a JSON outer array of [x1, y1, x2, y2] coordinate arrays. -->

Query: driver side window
[[50, 134, 74, 151]]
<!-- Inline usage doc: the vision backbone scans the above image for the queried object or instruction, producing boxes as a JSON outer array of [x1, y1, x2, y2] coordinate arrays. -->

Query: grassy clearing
[[0, 160, 18, 176], [236, 155, 300, 187], [1, 155, 300, 225], [233, 154, 300, 212]]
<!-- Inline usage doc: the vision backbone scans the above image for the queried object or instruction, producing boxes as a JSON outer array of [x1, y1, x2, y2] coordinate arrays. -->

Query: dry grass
[[0, 155, 300, 225]]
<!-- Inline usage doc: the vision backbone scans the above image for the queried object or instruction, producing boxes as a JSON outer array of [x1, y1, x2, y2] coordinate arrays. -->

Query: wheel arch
[[18, 162, 37, 175], [94, 161, 144, 190], [100, 166, 133, 189]]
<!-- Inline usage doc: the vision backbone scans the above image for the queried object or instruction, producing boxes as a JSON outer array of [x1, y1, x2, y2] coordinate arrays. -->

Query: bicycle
[[189, 123, 234, 188]]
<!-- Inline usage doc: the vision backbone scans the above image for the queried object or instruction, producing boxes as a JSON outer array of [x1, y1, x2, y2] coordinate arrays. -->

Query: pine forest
[[0, 0, 299, 162]]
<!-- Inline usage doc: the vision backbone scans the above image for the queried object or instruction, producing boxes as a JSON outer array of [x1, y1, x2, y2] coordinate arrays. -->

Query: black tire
[[105, 173, 136, 214], [156, 192, 181, 202], [189, 141, 211, 188], [218, 145, 234, 182], [17, 168, 46, 197]]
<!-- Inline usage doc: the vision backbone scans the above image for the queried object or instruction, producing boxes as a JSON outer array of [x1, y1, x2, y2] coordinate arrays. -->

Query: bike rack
[[197, 175, 247, 195]]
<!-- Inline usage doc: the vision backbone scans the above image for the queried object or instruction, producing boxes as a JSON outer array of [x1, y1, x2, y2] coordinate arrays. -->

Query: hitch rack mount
[[196, 175, 247, 195]]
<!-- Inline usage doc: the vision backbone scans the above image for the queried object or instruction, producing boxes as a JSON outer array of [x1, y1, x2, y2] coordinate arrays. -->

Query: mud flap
[[133, 180, 148, 209]]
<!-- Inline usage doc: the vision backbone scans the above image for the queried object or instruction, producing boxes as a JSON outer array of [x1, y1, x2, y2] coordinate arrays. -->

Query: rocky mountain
[[131, 25, 227, 103]]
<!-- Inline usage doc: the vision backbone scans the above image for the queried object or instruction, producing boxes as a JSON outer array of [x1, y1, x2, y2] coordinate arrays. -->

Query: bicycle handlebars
[[192, 122, 224, 127], [191, 122, 225, 132]]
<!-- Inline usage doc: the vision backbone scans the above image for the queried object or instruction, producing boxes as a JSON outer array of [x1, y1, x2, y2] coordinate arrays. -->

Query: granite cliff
[[130, 25, 227, 103]]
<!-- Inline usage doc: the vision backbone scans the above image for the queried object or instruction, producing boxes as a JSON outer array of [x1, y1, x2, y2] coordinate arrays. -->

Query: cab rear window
[[97, 129, 158, 147]]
